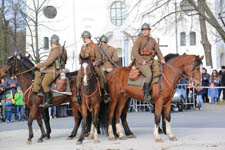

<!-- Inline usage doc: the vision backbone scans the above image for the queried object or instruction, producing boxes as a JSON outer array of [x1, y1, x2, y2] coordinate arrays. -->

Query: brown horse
[[76, 57, 103, 144], [106, 55, 203, 142], [2, 55, 83, 144]]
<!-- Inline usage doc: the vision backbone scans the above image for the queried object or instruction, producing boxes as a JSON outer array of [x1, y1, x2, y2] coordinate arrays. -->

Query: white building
[[26, 0, 225, 72]]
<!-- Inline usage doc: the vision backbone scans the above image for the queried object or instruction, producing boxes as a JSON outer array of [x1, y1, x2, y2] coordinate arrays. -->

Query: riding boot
[[75, 87, 81, 104], [143, 82, 151, 101], [40, 92, 52, 108], [103, 83, 110, 103]]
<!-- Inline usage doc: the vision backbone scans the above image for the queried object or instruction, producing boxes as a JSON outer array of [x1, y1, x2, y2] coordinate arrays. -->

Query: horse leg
[[154, 98, 164, 142], [68, 104, 82, 140], [108, 95, 120, 141], [115, 96, 128, 140], [160, 109, 166, 134], [42, 108, 51, 139], [27, 106, 38, 144], [36, 113, 47, 143], [77, 104, 87, 145], [163, 102, 177, 141], [121, 98, 136, 138], [92, 104, 100, 144]]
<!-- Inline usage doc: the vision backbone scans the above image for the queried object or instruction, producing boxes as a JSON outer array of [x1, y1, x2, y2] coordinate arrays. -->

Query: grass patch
[[215, 100, 225, 104]]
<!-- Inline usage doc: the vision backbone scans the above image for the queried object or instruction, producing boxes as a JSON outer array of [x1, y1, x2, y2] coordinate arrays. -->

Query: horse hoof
[[109, 136, 115, 141], [67, 136, 73, 140], [76, 141, 82, 145], [84, 133, 89, 137], [88, 135, 94, 140], [44, 136, 50, 140], [26, 140, 32, 145], [94, 140, 100, 144], [37, 138, 43, 143], [119, 136, 126, 140], [169, 136, 177, 141], [127, 134, 136, 138], [155, 138, 163, 143]]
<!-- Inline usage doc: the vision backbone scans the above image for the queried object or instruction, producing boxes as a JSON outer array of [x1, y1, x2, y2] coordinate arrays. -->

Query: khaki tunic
[[36, 45, 63, 74], [100, 44, 118, 72], [131, 35, 164, 65], [79, 41, 102, 66]]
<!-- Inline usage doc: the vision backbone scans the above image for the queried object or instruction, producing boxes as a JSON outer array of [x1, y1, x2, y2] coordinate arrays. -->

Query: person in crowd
[[220, 66, 225, 101], [14, 87, 24, 121], [5, 93, 15, 122], [210, 70, 220, 86], [3, 76, 17, 120], [201, 68, 210, 103], [208, 82, 219, 103], [197, 86, 204, 110], [218, 70, 223, 101], [177, 79, 187, 103], [50, 106, 56, 119], [0, 78, 6, 122]]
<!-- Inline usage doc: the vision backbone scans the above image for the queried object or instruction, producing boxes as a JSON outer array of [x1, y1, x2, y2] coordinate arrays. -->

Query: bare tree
[[16, 0, 49, 63]]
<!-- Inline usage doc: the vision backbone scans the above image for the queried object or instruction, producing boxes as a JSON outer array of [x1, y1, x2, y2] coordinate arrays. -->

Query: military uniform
[[32, 34, 67, 107], [100, 43, 118, 72], [131, 23, 164, 101], [77, 41, 106, 89]]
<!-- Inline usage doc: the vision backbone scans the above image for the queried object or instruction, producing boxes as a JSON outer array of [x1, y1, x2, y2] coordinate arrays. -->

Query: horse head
[[182, 55, 204, 86], [80, 56, 95, 86]]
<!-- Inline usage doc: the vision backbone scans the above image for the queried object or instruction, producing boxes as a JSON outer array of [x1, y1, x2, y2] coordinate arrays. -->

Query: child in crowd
[[208, 82, 219, 103], [5, 93, 15, 122], [14, 87, 24, 121]]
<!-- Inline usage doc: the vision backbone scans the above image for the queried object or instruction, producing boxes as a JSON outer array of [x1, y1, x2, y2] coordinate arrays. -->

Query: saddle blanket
[[37, 78, 72, 97], [128, 75, 159, 87]]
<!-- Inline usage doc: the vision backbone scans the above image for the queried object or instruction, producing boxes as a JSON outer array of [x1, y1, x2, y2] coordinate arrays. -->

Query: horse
[[76, 56, 102, 144], [106, 55, 203, 142], [2, 54, 83, 144]]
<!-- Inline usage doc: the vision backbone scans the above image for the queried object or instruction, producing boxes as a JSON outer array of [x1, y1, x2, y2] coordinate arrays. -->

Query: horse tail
[[98, 100, 109, 135]]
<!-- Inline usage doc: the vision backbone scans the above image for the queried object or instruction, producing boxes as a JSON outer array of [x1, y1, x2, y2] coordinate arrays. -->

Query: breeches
[[32, 71, 56, 93], [137, 64, 152, 83], [76, 67, 106, 89]]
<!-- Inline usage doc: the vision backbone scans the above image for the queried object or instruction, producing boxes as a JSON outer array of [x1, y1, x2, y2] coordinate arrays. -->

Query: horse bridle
[[164, 59, 202, 85]]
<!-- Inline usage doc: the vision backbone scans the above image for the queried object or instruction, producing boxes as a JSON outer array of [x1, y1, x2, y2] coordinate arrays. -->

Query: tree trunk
[[198, 0, 212, 67]]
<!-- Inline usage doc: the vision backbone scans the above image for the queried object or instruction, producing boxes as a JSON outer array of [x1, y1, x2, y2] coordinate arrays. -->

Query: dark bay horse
[[76, 57, 102, 144], [106, 55, 203, 142], [2, 55, 83, 144]]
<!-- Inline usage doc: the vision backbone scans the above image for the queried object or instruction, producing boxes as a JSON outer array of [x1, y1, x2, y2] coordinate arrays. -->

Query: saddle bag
[[129, 68, 141, 81], [55, 72, 67, 92]]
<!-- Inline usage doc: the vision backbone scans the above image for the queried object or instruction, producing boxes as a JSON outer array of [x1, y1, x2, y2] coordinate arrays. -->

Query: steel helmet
[[50, 34, 60, 45], [141, 23, 151, 30], [99, 34, 108, 43], [81, 31, 91, 38]]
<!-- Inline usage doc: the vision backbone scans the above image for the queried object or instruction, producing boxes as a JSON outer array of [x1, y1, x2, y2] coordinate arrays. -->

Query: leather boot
[[40, 92, 52, 108], [103, 83, 110, 103], [143, 82, 151, 101]]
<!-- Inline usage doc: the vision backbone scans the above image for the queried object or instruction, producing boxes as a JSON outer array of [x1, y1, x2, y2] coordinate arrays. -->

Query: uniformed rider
[[131, 23, 165, 101], [76, 31, 109, 102], [32, 34, 67, 108]]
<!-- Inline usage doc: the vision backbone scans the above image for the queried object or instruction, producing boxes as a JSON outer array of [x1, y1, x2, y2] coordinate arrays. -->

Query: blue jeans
[[51, 106, 56, 116], [16, 105, 24, 120], [210, 97, 217, 103], [198, 95, 204, 107], [6, 111, 13, 122]]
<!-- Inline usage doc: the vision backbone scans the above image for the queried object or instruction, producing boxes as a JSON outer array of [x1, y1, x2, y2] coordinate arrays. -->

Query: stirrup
[[103, 94, 110, 103], [144, 93, 151, 102]]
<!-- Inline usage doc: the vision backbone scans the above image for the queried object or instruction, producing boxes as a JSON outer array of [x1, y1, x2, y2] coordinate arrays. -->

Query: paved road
[[0, 104, 225, 150]]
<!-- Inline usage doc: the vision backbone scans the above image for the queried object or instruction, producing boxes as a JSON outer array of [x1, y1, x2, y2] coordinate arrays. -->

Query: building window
[[180, 32, 186, 46], [110, 1, 127, 26], [44, 37, 49, 49], [190, 32, 196, 46], [43, 6, 57, 19]]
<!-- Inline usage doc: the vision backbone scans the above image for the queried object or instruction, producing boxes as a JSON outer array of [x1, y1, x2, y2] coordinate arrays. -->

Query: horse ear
[[200, 56, 204, 60]]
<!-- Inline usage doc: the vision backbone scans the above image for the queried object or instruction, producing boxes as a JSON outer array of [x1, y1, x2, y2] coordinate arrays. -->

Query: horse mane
[[164, 53, 179, 62]]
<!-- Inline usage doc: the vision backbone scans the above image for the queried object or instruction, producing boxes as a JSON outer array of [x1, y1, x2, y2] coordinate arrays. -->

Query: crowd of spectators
[[0, 76, 25, 122]]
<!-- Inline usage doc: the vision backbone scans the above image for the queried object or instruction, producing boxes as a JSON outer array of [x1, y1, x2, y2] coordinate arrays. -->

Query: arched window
[[180, 32, 186, 46], [190, 32, 196, 46], [44, 37, 49, 50], [110, 1, 127, 26]]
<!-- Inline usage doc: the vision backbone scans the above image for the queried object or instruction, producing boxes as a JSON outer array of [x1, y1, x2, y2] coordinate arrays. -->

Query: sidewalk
[[201, 103, 225, 112]]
